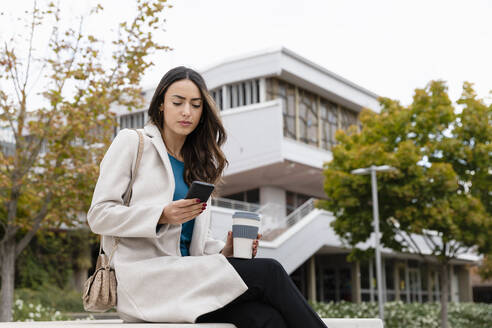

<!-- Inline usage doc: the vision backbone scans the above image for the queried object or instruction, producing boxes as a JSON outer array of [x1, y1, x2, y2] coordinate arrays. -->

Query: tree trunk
[[439, 262, 449, 328], [0, 240, 16, 322]]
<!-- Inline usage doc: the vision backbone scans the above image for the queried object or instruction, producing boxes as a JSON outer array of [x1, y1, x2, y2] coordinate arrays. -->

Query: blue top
[[159, 153, 195, 256]]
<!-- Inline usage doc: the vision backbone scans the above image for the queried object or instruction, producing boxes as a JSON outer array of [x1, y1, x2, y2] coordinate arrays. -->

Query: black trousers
[[196, 258, 327, 328]]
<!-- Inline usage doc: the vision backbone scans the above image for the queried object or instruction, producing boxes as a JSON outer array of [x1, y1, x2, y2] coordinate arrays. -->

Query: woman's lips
[[179, 121, 192, 127]]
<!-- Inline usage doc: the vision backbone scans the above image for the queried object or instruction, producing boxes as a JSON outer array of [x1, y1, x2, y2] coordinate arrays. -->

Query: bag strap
[[98, 129, 144, 261]]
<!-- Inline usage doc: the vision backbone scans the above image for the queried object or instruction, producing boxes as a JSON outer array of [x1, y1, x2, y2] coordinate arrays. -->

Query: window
[[266, 78, 296, 140], [340, 107, 358, 132], [385, 260, 395, 302], [320, 100, 338, 150], [266, 78, 361, 148], [223, 188, 259, 204], [225, 79, 260, 109], [120, 112, 145, 129], [210, 88, 223, 110], [298, 89, 318, 146]]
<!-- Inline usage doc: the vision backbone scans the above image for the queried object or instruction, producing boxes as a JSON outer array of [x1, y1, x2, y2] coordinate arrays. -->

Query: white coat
[[87, 122, 248, 323]]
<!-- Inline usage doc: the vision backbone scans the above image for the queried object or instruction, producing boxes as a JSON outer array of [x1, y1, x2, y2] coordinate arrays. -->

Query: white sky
[[1, 0, 492, 107]]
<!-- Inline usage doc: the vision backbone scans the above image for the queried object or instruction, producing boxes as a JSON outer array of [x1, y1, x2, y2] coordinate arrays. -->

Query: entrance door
[[318, 265, 352, 302], [408, 268, 421, 302]]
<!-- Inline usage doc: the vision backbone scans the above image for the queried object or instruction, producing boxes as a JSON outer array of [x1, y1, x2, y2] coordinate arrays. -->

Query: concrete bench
[[0, 318, 383, 327]]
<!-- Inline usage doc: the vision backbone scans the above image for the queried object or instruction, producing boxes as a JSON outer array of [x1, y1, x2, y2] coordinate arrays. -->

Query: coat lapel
[[143, 123, 176, 193]]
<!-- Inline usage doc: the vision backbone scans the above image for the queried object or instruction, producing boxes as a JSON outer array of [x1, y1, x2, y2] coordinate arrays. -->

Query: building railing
[[212, 196, 319, 240], [284, 198, 317, 228], [211, 197, 261, 212]]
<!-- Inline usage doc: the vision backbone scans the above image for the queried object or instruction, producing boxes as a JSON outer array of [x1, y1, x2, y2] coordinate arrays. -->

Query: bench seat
[[0, 318, 383, 328]]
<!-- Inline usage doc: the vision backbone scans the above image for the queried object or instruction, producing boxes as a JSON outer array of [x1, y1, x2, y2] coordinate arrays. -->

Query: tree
[[319, 80, 492, 328], [0, 0, 171, 321]]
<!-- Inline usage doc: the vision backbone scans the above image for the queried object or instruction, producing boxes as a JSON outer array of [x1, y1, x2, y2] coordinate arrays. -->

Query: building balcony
[[219, 99, 332, 199]]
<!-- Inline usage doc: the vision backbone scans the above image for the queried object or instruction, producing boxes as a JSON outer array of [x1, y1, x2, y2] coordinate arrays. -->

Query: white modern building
[[111, 47, 477, 304]]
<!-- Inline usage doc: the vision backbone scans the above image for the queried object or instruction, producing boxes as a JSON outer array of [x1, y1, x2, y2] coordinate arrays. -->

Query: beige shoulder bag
[[83, 129, 144, 312]]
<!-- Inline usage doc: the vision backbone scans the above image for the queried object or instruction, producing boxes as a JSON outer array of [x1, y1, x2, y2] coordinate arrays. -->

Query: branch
[[395, 229, 412, 251], [403, 230, 428, 261], [422, 232, 440, 257], [3, 43, 22, 105], [448, 240, 464, 259], [15, 191, 52, 258], [23, 0, 38, 90]]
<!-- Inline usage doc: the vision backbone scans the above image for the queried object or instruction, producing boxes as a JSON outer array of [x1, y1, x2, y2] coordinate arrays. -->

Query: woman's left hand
[[252, 233, 262, 258], [220, 231, 262, 258]]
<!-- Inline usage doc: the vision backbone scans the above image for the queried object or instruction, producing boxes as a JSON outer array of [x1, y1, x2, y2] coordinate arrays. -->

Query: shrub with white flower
[[12, 298, 67, 322], [312, 301, 492, 328]]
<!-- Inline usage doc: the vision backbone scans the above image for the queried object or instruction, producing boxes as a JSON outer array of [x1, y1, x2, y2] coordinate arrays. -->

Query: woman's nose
[[182, 103, 192, 116]]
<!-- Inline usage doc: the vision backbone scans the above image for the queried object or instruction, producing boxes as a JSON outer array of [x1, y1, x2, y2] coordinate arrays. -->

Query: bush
[[15, 286, 84, 314], [311, 301, 492, 328], [12, 299, 67, 322]]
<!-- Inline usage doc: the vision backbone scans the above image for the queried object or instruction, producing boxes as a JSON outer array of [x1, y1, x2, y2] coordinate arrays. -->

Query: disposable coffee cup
[[232, 211, 261, 259]]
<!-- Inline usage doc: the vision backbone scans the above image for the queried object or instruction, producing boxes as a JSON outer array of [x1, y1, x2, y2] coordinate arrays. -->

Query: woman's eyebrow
[[171, 95, 202, 101]]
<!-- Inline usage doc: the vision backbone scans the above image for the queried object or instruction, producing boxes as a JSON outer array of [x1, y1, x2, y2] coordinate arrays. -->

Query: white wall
[[220, 100, 284, 176]]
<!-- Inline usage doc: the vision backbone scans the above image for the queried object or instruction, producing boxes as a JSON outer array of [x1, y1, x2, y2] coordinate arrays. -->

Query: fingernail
[[196, 199, 201, 203]]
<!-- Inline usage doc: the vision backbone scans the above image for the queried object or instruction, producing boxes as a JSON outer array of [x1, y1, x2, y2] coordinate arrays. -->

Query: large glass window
[[267, 78, 360, 149], [267, 78, 296, 139], [318, 259, 353, 303], [320, 99, 338, 150], [385, 260, 395, 301], [298, 89, 318, 147], [340, 106, 358, 131]]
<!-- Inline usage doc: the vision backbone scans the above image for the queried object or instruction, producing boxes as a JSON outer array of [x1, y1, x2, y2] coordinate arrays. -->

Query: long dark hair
[[147, 66, 229, 193]]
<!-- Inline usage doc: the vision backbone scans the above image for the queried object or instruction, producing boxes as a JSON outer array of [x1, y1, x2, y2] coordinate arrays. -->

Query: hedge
[[311, 301, 492, 328]]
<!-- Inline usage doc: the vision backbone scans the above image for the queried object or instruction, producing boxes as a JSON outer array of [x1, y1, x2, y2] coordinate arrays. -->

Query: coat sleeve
[[203, 230, 226, 255], [87, 128, 168, 238], [203, 198, 226, 255]]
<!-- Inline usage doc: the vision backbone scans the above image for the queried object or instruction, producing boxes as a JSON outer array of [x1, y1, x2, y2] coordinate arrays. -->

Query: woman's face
[[161, 79, 203, 138]]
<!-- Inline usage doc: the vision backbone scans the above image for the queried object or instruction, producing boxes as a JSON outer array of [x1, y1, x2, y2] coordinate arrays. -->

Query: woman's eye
[[192, 104, 201, 108], [172, 102, 182, 106]]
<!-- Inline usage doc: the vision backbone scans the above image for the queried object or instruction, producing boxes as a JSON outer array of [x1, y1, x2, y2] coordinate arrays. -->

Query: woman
[[87, 66, 327, 327]]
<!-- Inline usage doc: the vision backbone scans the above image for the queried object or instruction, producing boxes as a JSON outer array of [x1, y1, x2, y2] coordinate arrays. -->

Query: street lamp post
[[351, 165, 397, 322]]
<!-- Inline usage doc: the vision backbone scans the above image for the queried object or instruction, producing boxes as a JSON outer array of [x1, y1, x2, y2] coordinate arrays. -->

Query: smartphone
[[185, 181, 215, 203]]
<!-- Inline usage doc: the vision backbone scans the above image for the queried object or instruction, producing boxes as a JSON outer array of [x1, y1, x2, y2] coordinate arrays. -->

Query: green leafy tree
[[0, 0, 171, 321], [319, 80, 492, 328]]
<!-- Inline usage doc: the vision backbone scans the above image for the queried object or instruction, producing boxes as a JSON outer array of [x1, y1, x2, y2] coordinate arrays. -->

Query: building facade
[[109, 47, 477, 304]]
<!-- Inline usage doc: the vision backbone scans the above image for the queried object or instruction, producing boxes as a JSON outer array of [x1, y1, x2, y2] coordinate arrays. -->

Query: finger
[[257, 233, 262, 239], [179, 211, 203, 223], [180, 205, 206, 216], [179, 202, 206, 213], [176, 199, 202, 207]]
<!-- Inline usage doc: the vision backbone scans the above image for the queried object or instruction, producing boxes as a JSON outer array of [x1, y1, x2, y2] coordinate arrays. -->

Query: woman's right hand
[[159, 198, 206, 225]]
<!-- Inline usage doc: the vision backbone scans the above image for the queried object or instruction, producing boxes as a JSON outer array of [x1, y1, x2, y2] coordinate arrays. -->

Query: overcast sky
[[2, 0, 492, 107]]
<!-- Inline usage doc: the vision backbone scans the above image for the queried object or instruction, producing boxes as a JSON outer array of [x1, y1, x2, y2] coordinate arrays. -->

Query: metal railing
[[284, 198, 317, 228], [211, 197, 261, 212], [212, 196, 319, 240]]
